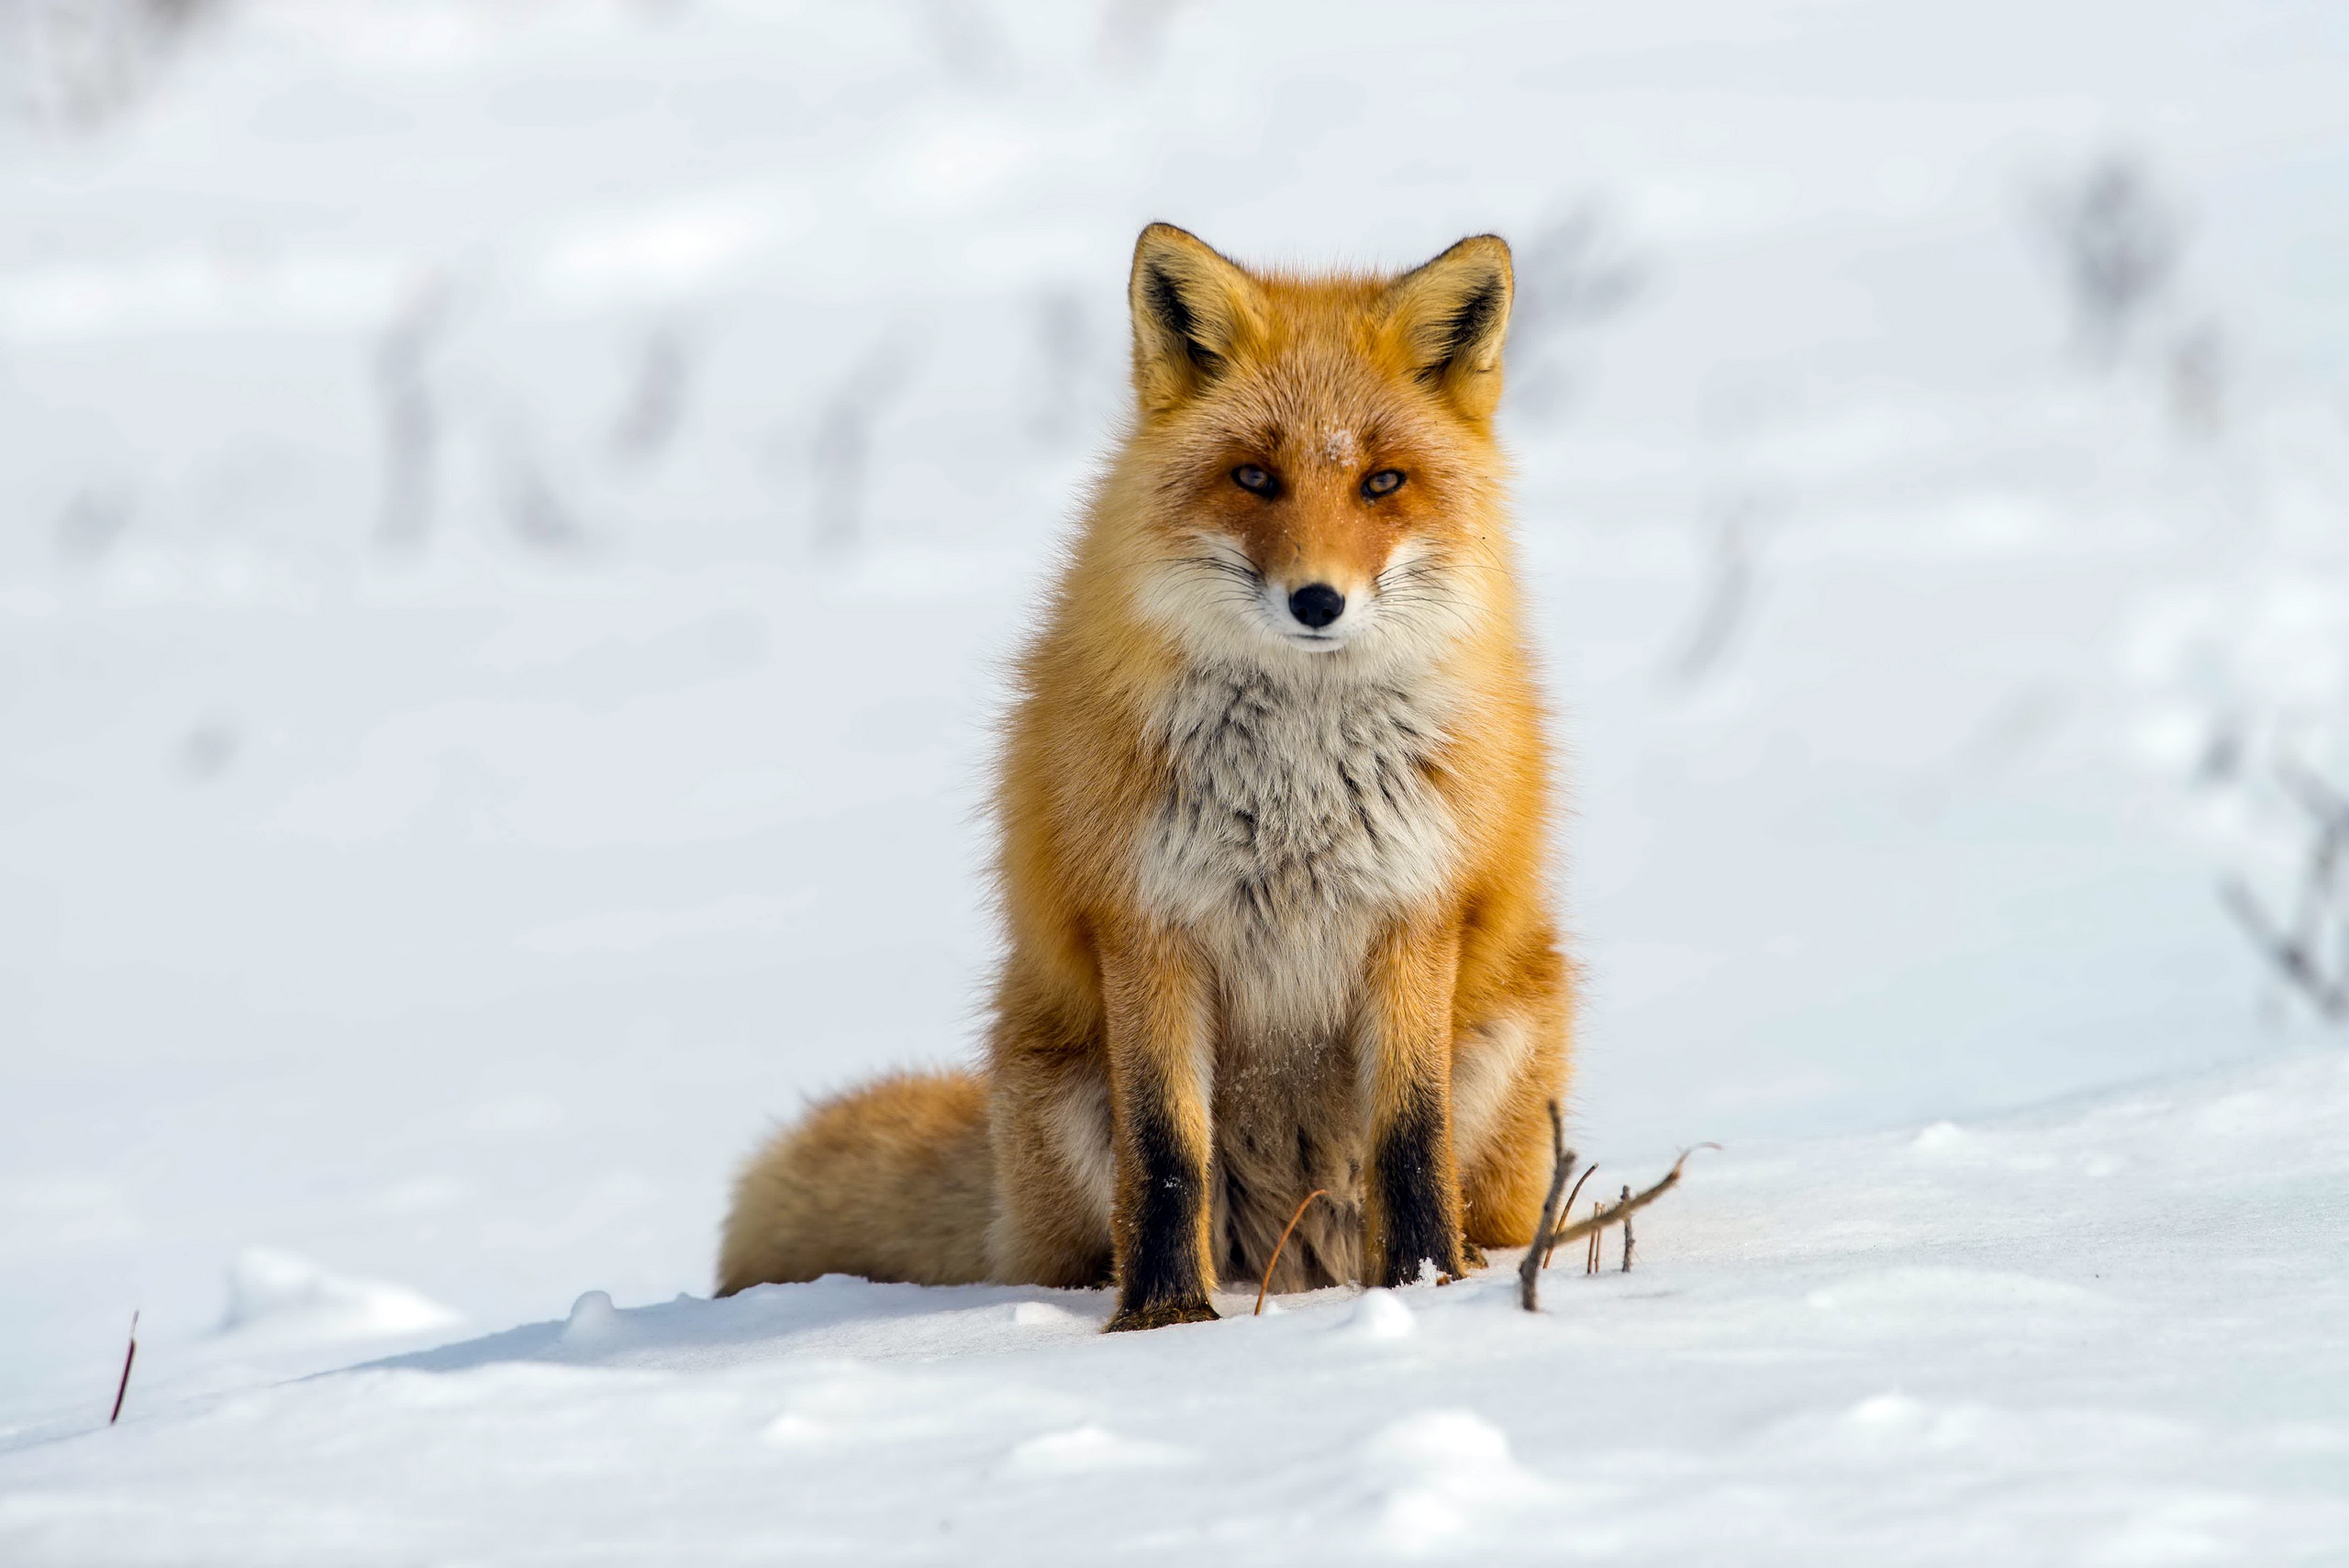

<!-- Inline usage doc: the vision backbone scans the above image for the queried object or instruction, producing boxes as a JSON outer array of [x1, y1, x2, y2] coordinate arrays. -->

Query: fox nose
[[1287, 583, 1345, 629]]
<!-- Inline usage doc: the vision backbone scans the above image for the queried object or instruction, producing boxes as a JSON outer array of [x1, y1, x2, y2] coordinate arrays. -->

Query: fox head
[[1108, 223, 1514, 674]]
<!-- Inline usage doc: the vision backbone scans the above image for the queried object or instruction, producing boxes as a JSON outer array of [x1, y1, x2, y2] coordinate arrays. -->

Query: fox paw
[[1379, 1252, 1470, 1290], [1459, 1240, 1488, 1272], [1104, 1297, 1219, 1332]]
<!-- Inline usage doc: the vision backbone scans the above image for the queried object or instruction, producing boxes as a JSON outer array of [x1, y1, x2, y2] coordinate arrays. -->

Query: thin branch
[[811, 331, 923, 555], [1664, 495, 1767, 686], [373, 278, 451, 548], [2032, 154, 2186, 368], [609, 324, 691, 461], [2221, 761, 2349, 1024], [1518, 1101, 1576, 1311], [1540, 1144, 1721, 1255], [2223, 877, 2349, 1019], [1542, 1163, 1598, 1270], [108, 1310, 139, 1426], [1253, 1188, 1330, 1316], [2277, 761, 2349, 826]]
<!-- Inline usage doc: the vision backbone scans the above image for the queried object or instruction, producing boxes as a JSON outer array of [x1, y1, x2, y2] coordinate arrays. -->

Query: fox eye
[[1362, 469, 1406, 499], [1231, 463, 1278, 496]]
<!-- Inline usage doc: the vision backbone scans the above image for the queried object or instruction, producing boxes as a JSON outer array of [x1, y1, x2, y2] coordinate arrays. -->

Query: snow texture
[[6, 1053, 2348, 1562], [4, 0, 2348, 1562]]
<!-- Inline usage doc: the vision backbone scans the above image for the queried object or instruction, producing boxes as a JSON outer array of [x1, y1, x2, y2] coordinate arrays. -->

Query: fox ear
[[1129, 223, 1264, 416], [1383, 234, 1513, 420]]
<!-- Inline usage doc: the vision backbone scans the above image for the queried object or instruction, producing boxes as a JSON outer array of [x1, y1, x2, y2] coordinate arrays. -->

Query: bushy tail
[[716, 1069, 995, 1296]]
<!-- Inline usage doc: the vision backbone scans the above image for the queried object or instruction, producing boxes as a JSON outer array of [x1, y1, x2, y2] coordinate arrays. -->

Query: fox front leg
[[1363, 920, 1468, 1288], [1100, 926, 1220, 1331]]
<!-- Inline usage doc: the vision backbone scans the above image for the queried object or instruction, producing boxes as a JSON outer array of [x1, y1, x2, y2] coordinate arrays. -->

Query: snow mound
[[1341, 1288, 1417, 1341], [556, 1289, 624, 1350], [1362, 1409, 1548, 1552], [1003, 1423, 1191, 1476], [217, 1247, 461, 1347]]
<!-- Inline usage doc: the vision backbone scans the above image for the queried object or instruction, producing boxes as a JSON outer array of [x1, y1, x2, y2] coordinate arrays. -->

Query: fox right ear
[[1383, 234, 1513, 421], [1128, 223, 1264, 416]]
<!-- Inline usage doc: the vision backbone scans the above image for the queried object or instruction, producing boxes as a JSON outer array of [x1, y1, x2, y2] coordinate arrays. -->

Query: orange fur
[[718, 225, 1573, 1329], [716, 1071, 992, 1295]]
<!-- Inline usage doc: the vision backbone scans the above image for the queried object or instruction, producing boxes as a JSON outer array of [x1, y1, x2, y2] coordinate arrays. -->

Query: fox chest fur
[[1132, 657, 1462, 1285], [1137, 660, 1461, 1042]]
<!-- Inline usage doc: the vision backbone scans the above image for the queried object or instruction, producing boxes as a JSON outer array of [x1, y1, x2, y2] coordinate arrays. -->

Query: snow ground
[[3, 0, 2348, 1560], [7, 1051, 2347, 1563]]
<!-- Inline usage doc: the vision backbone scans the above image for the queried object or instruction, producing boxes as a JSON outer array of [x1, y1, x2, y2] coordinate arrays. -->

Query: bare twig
[[2278, 762, 2349, 826], [1097, 0, 1192, 74], [1512, 205, 1645, 344], [2222, 761, 2349, 1023], [507, 461, 584, 551], [1542, 1163, 1598, 1269], [1664, 494, 1766, 686], [373, 277, 452, 549], [811, 332, 923, 555], [1541, 1144, 1721, 1257], [108, 1310, 139, 1426], [5, 0, 224, 129], [1516, 1100, 1576, 1311], [1506, 203, 1647, 418], [2033, 154, 2186, 369], [1520, 1126, 1717, 1310], [2168, 318, 2227, 436], [55, 484, 133, 562], [2223, 878, 2349, 1020], [1253, 1188, 1330, 1316], [609, 324, 691, 461]]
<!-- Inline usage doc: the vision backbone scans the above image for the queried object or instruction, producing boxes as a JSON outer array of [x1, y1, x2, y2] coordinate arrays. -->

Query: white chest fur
[[1137, 662, 1459, 1041]]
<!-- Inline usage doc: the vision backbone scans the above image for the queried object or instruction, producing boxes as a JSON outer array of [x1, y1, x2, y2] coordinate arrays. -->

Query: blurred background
[[4, 0, 2345, 1432]]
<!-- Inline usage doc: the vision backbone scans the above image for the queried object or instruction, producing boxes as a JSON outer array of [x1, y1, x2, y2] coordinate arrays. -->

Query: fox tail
[[715, 1069, 995, 1296]]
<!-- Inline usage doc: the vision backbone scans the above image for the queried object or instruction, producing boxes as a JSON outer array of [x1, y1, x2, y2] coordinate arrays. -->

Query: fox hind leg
[[987, 1016, 1117, 1290]]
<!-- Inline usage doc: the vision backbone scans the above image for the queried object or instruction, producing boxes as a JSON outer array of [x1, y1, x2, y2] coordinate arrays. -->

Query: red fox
[[718, 224, 1571, 1329]]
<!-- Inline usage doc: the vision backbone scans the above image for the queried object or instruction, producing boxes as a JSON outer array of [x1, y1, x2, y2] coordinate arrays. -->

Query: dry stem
[[2221, 761, 2349, 1021], [1542, 1162, 1598, 1270], [1520, 1141, 1718, 1311], [1541, 1144, 1721, 1255], [108, 1310, 138, 1426], [1517, 1101, 1577, 1311], [1253, 1188, 1331, 1316]]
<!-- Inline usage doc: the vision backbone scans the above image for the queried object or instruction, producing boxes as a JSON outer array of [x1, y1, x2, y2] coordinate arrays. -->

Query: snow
[[6, 1051, 2348, 1562], [5, 0, 2349, 1561], [216, 1246, 461, 1345]]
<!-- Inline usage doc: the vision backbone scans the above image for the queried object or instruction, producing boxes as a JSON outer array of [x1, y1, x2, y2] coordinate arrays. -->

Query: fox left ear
[[1383, 235, 1513, 420]]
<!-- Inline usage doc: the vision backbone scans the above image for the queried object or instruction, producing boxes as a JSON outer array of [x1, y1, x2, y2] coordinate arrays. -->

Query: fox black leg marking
[[1108, 1100, 1218, 1331], [1372, 1083, 1464, 1288]]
